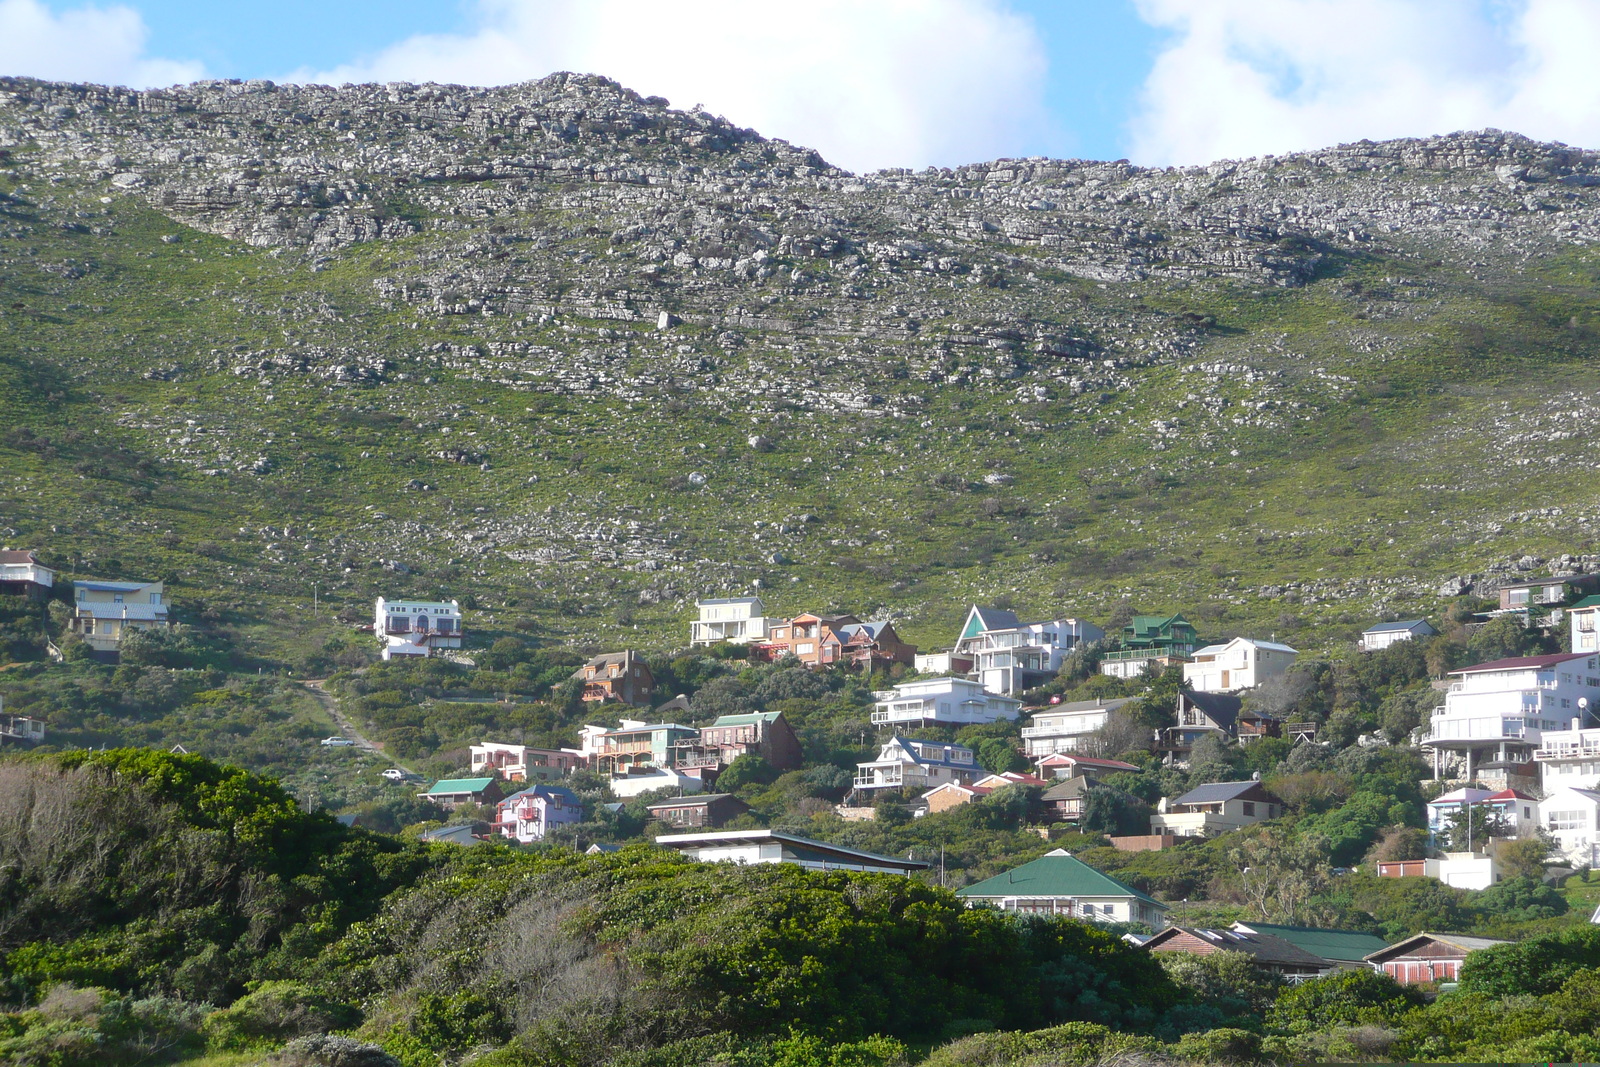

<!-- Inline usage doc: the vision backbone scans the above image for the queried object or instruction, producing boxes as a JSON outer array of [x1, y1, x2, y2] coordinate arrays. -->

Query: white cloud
[[0, 0, 202, 87], [1129, 0, 1600, 166], [295, 0, 1048, 173]]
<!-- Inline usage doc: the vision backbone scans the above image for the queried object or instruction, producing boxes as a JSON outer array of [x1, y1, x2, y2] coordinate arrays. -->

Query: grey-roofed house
[[1229, 922, 1390, 970], [956, 848, 1168, 927], [854, 736, 980, 793], [657, 829, 929, 875], [1143, 926, 1334, 980], [1151, 780, 1281, 837], [1022, 697, 1138, 757], [1183, 637, 1298, 693], [1365, 932, 1510, 984], [646, 793, 751, 829], [1360, 619, 1438, 652]]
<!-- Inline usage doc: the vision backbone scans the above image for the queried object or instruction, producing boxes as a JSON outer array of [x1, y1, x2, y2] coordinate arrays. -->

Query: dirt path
[[301, 680, 416, 777]]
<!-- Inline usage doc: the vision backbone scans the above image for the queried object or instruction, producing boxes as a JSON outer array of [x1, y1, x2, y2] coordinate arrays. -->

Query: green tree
[[1267, 969, 1423, 1034], [718, 754, 779, 793]]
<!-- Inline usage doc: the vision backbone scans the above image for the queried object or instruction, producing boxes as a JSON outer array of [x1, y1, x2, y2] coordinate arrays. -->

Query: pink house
[[493, 784, 583, 844]]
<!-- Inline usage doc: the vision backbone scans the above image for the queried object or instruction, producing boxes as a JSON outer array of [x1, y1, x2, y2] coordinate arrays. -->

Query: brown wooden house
[[1363, 932, 1509, 984], [578, 650, 655, 706], [670, 710, 804, 774], [645, 793, 751, 829], [1143, 926, 1334, 980]]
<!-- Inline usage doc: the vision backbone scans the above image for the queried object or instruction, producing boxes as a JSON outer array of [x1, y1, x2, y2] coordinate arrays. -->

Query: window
[[1549, 810, 1588, 831], [1509, 588, 1529, 606], [83, 619, 95, 634], [150, 593, 161, 605], [1242, 802, 1256, 816], [113, 594, 123, 604]]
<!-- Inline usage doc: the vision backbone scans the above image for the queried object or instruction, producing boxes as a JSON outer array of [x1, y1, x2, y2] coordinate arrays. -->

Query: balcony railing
[[1534, 741, 1600, 761]]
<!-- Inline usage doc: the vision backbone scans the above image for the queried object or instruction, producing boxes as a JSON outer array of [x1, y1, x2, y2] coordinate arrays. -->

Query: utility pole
[[313, 582, 319, 616]]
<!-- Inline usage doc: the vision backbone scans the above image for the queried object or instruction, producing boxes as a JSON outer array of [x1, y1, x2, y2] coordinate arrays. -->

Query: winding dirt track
[[300, 680, 415, 777]]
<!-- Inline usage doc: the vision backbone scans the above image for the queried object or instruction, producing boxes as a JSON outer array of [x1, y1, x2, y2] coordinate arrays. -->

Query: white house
[[69, 579, 169, 655], [1021, 697, 1137, 757], [375, 597, 462, 659], [1150, 781, 1282, 837], [0, 550, 53, 592], [1421, 652, 1600, 782], [855, 736, 979, 793], [1572, 596, 1600, 655], [493, 784, 583, 844], [1359, 619, 1437, 652], [1534, 721, 1600, 792], [690, 596, 769, 646], [607, 768, 705, 798], [656, 829, 928, 875], [1540, 786, 1600, 868], [469, 742, 586, 783], [871, 677, 1022, 727], [1426, 787, 1539, 842], [967, 617, 1105, 696], [1182, 638, 1297, 693]]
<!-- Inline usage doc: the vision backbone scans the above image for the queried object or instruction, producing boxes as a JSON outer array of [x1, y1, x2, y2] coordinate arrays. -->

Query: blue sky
[[3, 1, 1599, 172]]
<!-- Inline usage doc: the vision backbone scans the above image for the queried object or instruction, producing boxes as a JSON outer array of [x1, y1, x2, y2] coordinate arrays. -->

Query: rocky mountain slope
[[3, 72, 1600, 654]]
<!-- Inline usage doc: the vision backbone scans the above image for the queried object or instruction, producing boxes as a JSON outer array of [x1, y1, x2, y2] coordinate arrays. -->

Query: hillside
[[3, 73, 1600, 660]]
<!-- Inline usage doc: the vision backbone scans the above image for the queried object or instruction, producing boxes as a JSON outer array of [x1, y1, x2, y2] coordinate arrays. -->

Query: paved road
[[301, 680, 416, 777]]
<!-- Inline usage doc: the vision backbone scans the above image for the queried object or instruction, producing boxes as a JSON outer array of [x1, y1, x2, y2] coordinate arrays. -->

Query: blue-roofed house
[[69, 578, 169, 656], [1151, 780, 1282, 837], [494, 783, 583, 844], [1360, 619, 1438, 652], [854, 736, 980, 794]]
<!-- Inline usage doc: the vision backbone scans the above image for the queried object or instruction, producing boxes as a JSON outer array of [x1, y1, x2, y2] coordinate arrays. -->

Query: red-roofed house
[[1036, 753, 1142, 782], [0, 550, 54, 596]]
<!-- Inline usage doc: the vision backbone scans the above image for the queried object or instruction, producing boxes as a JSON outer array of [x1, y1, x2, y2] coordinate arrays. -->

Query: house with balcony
[[956, 849, 1168, 927], [1421, 651, 1600, 783], [1540, 786, 1600, 868], [1150, 781, 1281, 838], [1022, 697, 1137, 757], [592, 720, 700, 775], [1359, 619, 1438, 652], [855, 736, 979, 794], [761, 612, 861, 666], [493, 783, 583, 844], [1572, 596, 1600, 655], [966, 617, 1104, 696], [1156, 690, 1243, 763], [836, 620, 918, 670], [690, 596, 770, 646], [1183, 638, 1298, 693], [469, 742, 585, 783], [871, 677, 1022, 728], [669, 710, 802, 776], [1534, 721, 1600, 792], [1489, 574, 1600, 629], [375, 597, 462, 660], [0, 704, 45, 747], [1100, 614, 1200, 679], [577, 650, 655, 706], [645, 793, 751, 830], [70, 579, 169, 657], [419, 777, 504, 811], [0, 550, 54, 596]]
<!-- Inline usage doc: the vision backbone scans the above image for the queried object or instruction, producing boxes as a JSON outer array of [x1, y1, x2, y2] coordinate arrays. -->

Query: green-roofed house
[[956, 849, 1168, 928], [1101, 614, 1199, 681], [1572, 595, 1600, 655], [1229, 922, 1390, 970], [419, 777, 504, 811]]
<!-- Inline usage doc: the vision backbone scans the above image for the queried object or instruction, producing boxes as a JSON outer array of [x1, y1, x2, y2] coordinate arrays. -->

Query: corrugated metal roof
[[1172, 780, 1271, 805], [1231, 922, 1389, 963], [1362, 619, 1433, 634], [425, 777, 497, 794], [957, 849, 1164, 907], [1453, 651, 1594, 674]]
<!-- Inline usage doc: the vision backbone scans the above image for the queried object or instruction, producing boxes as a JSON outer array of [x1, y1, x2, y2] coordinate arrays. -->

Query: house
[[1364, 932, 1509, 984], [419, 824, 490, 847], [669, 710, 803, 775], [1374, 852, 1504, 890], [956, 849, 1168, 927], [834, 620, 918, 670], [1421, 652, 1600, 783], [592, 721, 700, 774], [585, 842, 623, 855], [1228, 922, 1390, 971], [469, 742, 585, 783], [915, 650, 974, 675], [965, 616, 1105, 696], [1183, 638, 1298, 693], [1571, 595, 1600, 654], [1142, 926, 1335, 981], [691, 596, 770, 646], [419, 777, 504, 811], [1533, 721, 1600, 792], [1426, 787, 1539, 843], [1151, 780, 1281, 837], [0, 703, 45, 747], [952, 604, 1025, 659], [607, 768, 705, 798], [577, 651, 656, 706], [1034, 753, 1141, 782], [646, 793, 751, 829], [855, 736, 980, 794], [1021, 698, 1137, 757], [69, 579, 169, 656], [871, 677, 1023, 727], [1157, 690, 1242, 763], [1100, 614, 1200, 679], [923, 773, 1046, 814], [1041, 775, 1094, 822], [375, 597, 462, 659], [1360, 619, 1438, 652], [1539, 785, 1600, 867], [656, 829, 929, 875], [493, 784, 583, 844], [1489, 574, 1600, 628], [762, 612, 862, 667], [0, 550, 54, 595]]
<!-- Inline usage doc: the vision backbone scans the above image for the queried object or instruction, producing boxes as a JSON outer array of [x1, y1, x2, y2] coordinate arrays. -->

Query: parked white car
[[320, 736, 356, 747], [381, 768, 406, 781]]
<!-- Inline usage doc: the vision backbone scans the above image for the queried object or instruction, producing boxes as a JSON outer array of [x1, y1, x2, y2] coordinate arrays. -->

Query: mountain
[[3, 72, 1600, 657]]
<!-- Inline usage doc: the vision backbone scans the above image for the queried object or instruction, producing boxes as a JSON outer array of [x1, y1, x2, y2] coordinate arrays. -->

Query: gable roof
[[1042, 776, 1093, 801], [654, 694, 694, 715], [956, 849, 1165, 908], [583, 650, 646, 669], [1178, 690, 1243, 729], [645, 793, 746, 811], [1573, 595, 1600, 611], [708, 711, 783, 727], [425, 777, 498, 795], [1034, 697, 1137, 716], [1230, 922, 1389, 964], [500, 784, 581, 807], [655, 829, 928, 872], [1452, 651, 1595, 675], [876, 737, 976, 770], [1172, 780, 1275, 806], [1364, 932, 1510, 963], [1362, 619, 1435, 634], [961, 605, 1022, 640], [1145, 926, 1332, 969], [0, 550, 46, 566], [1035, 753, 1141, 772]]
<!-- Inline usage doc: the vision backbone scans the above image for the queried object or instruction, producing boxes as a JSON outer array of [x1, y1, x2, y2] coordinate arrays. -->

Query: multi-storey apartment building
[[871, 677, 1022, 728], [1421, 651, 1600, 782]]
